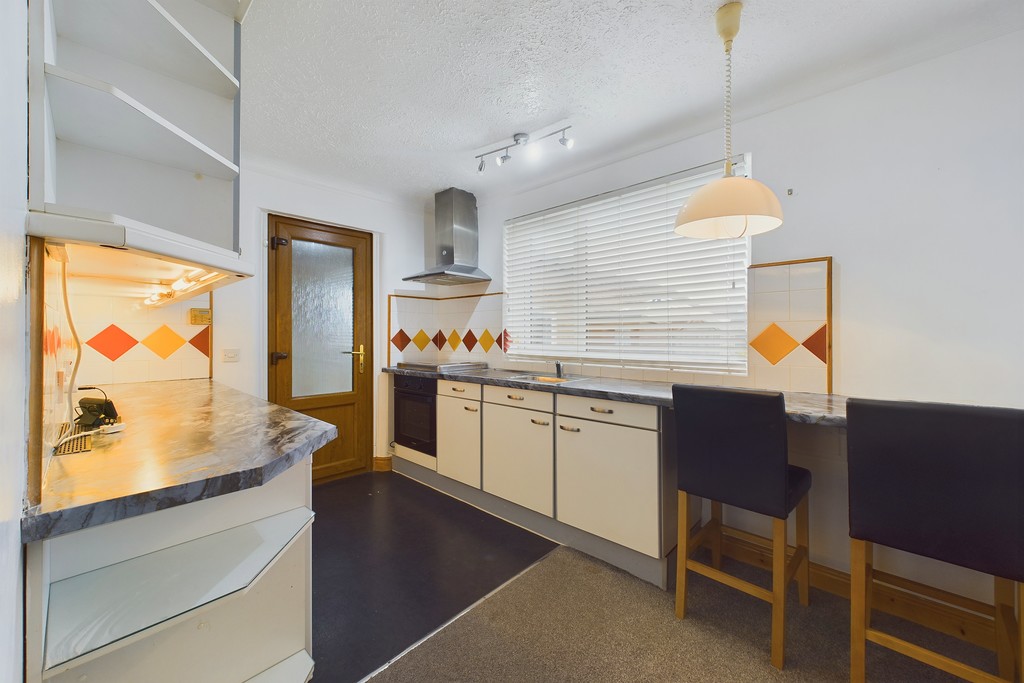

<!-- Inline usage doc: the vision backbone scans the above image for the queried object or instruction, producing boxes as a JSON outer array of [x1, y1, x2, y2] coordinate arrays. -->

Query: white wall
[[0, 0, 27, 678], [480, 30, 1024, 409], [476, 31, 1024, 601], [213, 164, 428, 459]]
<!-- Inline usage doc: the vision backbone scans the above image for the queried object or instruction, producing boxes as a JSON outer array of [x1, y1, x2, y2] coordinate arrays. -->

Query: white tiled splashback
[[388, 258, 831, 393], [69, 284, 212, 386]]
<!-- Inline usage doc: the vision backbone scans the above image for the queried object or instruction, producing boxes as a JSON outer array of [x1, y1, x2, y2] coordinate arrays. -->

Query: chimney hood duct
[[403, 188, 492, 285]]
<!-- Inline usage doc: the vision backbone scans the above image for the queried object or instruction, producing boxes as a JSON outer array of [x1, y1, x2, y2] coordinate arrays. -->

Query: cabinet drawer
[[439, 380, 482, 400], [483, 384, 553, 412], [557, 394, 658, 430]]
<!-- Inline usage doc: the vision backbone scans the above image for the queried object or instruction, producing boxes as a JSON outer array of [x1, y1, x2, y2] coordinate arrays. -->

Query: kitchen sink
[[508, 372, 586, 384]]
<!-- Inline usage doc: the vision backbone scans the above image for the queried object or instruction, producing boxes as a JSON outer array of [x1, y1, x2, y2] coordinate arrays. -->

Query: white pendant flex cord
[[61, 259, 83, 428], [723, 46, 733, 176]]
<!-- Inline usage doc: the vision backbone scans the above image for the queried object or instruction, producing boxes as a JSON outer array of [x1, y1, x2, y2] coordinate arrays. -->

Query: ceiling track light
[[473, 125, 574, 173]]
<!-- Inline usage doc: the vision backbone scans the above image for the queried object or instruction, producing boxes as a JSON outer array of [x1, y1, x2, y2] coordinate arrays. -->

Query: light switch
[[222, 348, 240, 363]]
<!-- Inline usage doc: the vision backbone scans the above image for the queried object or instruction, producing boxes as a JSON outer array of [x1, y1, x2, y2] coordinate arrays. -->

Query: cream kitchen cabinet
[[482, 400, 554, 517], [436, 393, 482, 488], [555, 407, 661, 558]]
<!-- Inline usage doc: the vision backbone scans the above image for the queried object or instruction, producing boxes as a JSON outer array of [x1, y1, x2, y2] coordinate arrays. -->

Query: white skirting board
[[394, 443, 437, 471]]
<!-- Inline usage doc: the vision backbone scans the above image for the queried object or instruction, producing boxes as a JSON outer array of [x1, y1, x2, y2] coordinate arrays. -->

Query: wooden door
[[268, 214, 373, 481]]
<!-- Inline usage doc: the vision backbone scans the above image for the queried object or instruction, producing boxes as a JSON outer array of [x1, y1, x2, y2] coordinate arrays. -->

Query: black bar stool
[[672, 385, 812, 670], [847, 398, 1024, 683]]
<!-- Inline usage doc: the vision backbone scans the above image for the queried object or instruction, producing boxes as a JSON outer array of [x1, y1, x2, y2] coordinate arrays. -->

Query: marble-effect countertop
[[384, 367, 848, 428], [22, 380, 337, 544]]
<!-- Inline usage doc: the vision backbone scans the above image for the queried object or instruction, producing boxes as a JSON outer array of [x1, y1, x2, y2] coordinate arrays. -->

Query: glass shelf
[[44, 506, 314, 671]]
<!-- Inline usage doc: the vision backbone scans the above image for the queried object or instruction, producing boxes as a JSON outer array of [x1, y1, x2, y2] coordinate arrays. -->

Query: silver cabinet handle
[[559, 425, 581, 432], [506, 394, 525, 401], [590, 406, 613, 414], [451, 387, 466, 393], [531, 418, 549, 426], [464, 406, 478, 412]]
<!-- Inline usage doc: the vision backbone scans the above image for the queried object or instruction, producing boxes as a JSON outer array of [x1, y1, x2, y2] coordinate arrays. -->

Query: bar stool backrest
[[672, 385, 790, 519], [847, 398, 1024, 582]]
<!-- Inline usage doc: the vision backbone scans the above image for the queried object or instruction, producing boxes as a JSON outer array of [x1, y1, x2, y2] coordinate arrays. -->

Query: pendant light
[[675, 2, 782, 239]]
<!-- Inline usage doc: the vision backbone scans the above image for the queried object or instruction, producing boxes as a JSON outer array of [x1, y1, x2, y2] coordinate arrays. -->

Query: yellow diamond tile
[[447, 329, 462, 350], [749, 323, 799, 366], [478, 329, 495, 352], [142, 324, 186, 360], [411, 329, 431, 351]]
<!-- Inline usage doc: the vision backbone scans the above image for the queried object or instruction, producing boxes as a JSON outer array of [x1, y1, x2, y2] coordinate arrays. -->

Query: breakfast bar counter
[[22, 379, 337, 543]]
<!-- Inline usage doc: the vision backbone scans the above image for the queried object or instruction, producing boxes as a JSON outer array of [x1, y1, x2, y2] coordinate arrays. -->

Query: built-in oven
[[393, 375, 438, 457]]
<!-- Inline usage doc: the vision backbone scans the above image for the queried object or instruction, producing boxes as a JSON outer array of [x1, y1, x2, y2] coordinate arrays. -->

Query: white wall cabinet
[[26, 0, 254, 283], [482, 401, 554, 517], [555, 415, 661, 557], [437, 394, 481, 488]]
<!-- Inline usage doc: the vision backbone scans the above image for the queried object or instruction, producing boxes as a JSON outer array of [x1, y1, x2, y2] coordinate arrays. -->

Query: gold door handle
[[531, 418, 549, 426], [506, 394, 525, 401], [590, 407, 614, 414], [341, 344, 365, 374], [559, 425, 581, 433], [464, 406, 479, 413]]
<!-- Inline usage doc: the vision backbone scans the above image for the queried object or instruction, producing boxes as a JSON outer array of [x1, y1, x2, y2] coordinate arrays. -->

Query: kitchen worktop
[[384, 366, 848, 427], [21, 379, 337, 544]]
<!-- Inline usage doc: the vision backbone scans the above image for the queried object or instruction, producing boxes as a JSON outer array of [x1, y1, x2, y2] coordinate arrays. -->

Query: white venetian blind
[[503, 159, 750, 374]]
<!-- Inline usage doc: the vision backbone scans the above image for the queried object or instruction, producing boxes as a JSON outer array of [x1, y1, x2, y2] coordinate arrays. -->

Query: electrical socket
[[222, 348, 240, 363]]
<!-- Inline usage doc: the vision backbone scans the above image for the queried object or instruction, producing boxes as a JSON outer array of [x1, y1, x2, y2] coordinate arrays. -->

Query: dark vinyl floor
[[311, 471, 557, 682]]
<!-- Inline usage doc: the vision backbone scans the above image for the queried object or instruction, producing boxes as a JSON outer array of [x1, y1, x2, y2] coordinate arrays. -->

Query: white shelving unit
[[29, 0, 245, 281], [45, 64, 238, 179], [52, 0, 238, 98], [45, 507, 314, 673]]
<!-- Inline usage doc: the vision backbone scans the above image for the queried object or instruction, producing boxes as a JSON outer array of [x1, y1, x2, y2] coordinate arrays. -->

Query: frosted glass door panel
[[291, 240, 354, 397]]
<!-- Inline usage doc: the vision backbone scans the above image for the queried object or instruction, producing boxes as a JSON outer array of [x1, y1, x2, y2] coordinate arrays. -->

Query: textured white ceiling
[[240, 0, 1024, 204]]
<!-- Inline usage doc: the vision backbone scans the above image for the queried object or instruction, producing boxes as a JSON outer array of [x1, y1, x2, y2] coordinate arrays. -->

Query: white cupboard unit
[[27, 0, 253, 289], [437, 394, 482, 488], [555, 415, 661, 557], [482, 402, 554, 516]]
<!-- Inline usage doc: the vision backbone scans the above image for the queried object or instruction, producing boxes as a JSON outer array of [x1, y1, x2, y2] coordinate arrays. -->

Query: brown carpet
[[369, 546, 995, 682]]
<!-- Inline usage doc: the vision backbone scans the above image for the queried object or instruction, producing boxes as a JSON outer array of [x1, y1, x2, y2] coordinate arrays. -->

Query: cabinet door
[[436, 395, 481, 488], [556, 416, 661, 557], [482, 403, 553, 516]]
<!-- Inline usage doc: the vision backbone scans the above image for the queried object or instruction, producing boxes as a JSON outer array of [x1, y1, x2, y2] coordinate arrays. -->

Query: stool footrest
[[686, 559, 773, 603], [866, 628, 1009, 683]]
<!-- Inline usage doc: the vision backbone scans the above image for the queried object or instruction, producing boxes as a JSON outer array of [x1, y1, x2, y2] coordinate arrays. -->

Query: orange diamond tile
[[411, 329, 431, 351], [802, 324, 828, 364], [391, 329, 411, 351], [478, 329, 496, 352], [143, 325, 186, 360], [749, 323, 799, 365], [86, 324, 137, 361], [463, 329, 478, 352], [189, 327, 211, 357], [447, 329, 462, 350]]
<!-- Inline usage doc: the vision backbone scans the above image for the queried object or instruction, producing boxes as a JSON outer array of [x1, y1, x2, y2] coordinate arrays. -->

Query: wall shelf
[[46, 64, 238, 180], [27, 204, 254, 278], [43, 507, 313, 674], [245, 651, 315, 683], [53, 0, 238, 98]]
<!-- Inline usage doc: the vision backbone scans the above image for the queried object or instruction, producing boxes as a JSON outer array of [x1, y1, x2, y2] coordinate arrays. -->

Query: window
[[503, 158, 750, 374]]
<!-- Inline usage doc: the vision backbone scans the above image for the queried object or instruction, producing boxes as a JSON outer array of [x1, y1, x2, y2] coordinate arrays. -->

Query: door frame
[[266, 213, 375, 480]]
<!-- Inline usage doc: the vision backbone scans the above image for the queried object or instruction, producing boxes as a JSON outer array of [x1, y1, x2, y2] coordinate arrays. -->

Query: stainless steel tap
[[555, 361, 563, 378]]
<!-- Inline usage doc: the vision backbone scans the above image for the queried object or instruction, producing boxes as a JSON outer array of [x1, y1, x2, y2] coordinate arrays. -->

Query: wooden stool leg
[[675, 491, 690, 619], [851, 539, 871, 683], [771, 517, 787, 670], [995, 577, 1015, 681], [711, 500, 723, 569], [796, 494, 810, 607]]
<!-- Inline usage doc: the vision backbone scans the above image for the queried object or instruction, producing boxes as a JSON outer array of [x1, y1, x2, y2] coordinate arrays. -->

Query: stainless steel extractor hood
[[403, 187, 492, 285]]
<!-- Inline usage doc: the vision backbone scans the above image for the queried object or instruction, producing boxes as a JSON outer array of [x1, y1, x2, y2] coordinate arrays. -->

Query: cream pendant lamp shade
[[675, 2, 783, 239], [674, 175, 782, 239]]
